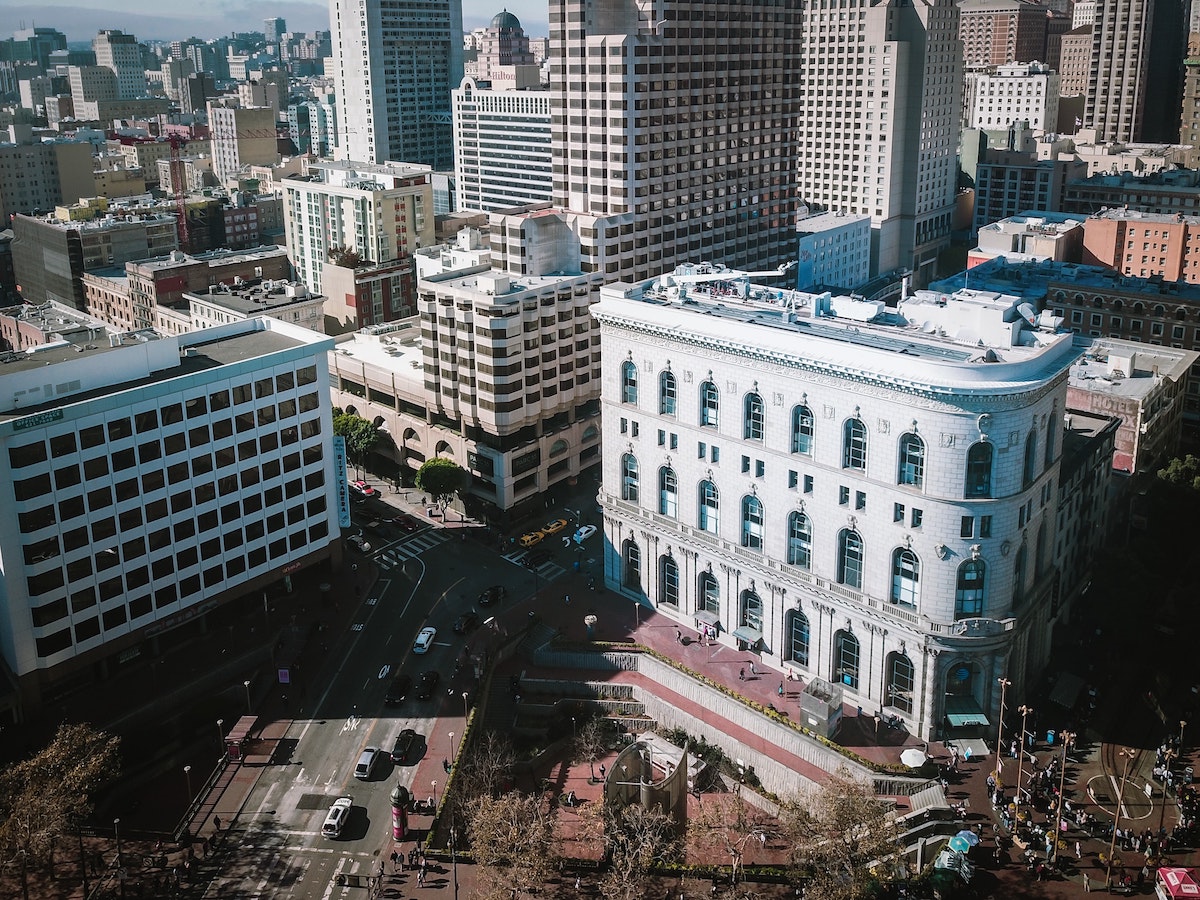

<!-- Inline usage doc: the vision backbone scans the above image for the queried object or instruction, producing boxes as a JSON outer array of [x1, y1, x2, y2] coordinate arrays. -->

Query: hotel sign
[[13, 409, 64, 431]]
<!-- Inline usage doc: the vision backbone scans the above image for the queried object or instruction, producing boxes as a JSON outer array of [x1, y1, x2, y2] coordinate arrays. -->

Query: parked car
[[415, 670, 441, 700], [541, 518, 569, 535], [453, 611, 479, 634], [347, 533, 371, 553], [391, 728, 419, 764], [524, 549, 552, 569], [384, 672, 412, 705], [354, 747, 382, 780], [478, 585, 506, 607], [519, 530, 544, 548], [389, 515, 421, 533], [348, 479, 377, 499], [413, 626, 437, 654], [572, 524, 597, 544], [322, 797, 353, 837]]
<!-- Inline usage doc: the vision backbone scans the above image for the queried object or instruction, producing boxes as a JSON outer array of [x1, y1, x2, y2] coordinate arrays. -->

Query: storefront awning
[[693, 611, 721, 628], [944, 695, 989, 728], [731, 626, 763, 646]]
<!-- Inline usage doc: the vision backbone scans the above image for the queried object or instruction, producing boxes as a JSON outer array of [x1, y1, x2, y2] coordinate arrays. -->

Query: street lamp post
[[184, 765, 193, 803], [431, 780, 438, 811], [1105, 747, 1137, 891], [113, 817, 124, 898], [1051, 731, 1075, 866], [572, 716, 577, 740], [449, 731, 457, 759], [216, 718, 224, 754], [1181, 720, 1188, 752], [1013, 705, 1032, 824], [243, 679, 252, 715], [995, 677, 1011, 781], [450, 825, 459, 900], [462, 691, 470, 723], [634, 601, 640, 629]]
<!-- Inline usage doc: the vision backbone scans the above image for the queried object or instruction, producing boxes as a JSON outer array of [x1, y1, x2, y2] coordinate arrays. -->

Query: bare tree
[[0, 724, 121, 899], [573, 716, 609, 783], [778, 768, 901, 900], [689, 790, 780, 885], [599, 802, 680, 900], [466, 790, 557, 900]]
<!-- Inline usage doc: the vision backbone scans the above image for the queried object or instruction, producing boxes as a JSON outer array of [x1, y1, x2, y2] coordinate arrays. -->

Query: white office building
[[282, 159, 435, 296], [963, 62, 1061, 134], [329, 0, 463, 170], [795, 212, 873, 292], [795, 0, 963, 285], [593, 266, 1082, 739], [93, 29, 147, 100], [453, 75, 552, 213], [0, 317, 340, 715]]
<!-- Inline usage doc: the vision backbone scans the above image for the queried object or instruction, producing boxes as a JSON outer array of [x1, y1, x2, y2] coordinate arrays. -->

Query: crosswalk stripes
[[500, 549, 567, 582], [373, 531, 451, 569]]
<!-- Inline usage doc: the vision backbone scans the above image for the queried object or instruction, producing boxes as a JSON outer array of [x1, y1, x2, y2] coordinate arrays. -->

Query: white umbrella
[[956, 829, 981, 846], [900, 747, 928, 768]]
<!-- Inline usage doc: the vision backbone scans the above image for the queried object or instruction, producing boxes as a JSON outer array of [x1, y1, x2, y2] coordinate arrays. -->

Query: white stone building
[[593, 267, 1082, 740], [963, 62, 1061, 134]]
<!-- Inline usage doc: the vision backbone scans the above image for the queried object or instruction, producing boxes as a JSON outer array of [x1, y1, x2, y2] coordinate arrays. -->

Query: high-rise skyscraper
[[547, 0, 802, 283], [795, 0, 962, 284], [93, 29, 146, 100], [329, 0, 463, 169], [1086, 0, 1187, 143], [265, 17, 287, 44]]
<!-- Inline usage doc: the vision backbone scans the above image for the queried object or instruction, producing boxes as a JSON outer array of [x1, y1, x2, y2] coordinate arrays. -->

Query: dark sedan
[[415, 671, 441, 701]]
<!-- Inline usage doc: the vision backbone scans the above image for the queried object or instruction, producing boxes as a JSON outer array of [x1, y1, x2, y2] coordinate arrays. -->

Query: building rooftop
[[328, 319, 425, 390], [132, 245, 287, 274], [1067, 336, 1198, 400], [932, 256, 1200, 303], [423, 264, 588, 295], [186, 280, 324, 316], [0, 300, 116, 338], [596, 263, 1080, 393]]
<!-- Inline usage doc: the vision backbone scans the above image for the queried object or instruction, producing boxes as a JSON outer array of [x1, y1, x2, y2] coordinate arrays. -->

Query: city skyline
[[6, 0, 550, 44]]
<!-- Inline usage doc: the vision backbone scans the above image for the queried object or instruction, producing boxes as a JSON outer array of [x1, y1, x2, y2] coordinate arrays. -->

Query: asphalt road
[[202, 516, 533, 898]]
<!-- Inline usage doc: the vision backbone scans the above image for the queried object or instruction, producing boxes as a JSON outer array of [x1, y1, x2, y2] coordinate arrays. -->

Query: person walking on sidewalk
[[1083, 872, 1091, 892], [675, 628, 682, 644], [739, 667, 746, 681]]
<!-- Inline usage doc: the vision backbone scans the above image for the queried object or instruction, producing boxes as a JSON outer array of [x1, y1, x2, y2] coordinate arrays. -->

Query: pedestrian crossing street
[[500, 549, 568, 582], [373, 531, 451, 569]]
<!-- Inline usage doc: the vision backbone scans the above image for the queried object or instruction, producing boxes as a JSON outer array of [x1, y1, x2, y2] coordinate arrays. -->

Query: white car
[[573, 524, 597, 544], [322, 797, 353, 837], [347, 533, 371, 553], [413, 626, 437, 654]]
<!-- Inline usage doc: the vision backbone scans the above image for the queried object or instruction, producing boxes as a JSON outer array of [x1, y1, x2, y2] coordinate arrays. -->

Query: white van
[[322, 797, 352, 838], [354, 747, 381, 780]]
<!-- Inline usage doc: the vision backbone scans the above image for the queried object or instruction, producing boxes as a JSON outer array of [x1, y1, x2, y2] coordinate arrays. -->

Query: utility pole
[[995, 677, 1011, 781]]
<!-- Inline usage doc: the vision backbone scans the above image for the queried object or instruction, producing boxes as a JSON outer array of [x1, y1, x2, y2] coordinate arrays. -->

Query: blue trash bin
[[1046, 730, 1055, 745]]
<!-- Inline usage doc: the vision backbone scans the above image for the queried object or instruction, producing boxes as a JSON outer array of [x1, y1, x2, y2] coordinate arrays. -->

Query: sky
[[4, 0, 550, 45]]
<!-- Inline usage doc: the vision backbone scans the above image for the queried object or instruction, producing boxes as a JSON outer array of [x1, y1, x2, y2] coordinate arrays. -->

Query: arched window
[[837, 528, 864, 589], [786, 610, 810, 666], [622, 538, 641, 591], [743, 392, 764, 440], [698, 480, 719, 534], [658, 466, 678, 517], [659, 555, 679, 607], [659, 370, 677, 415], [786, 511, 812, 569], [698, 570, 720, 615], [1044, 410, 1056, 467], [1012, 544, 1027, 609], [1035, 522, 1047, 577], [891, 547, 919, 607], [700, 380, 719, 427], [842, 419, 867, 470], [885, 652, 915, 714], [621, 453, 639, 502], [965, 441, 993, 497], [1023, 430, 1038, 488], [582, 424, 599, 442], [740, 589, 763, 632], [834, 630, 860, 688], [791, 404, 814, 454], [549, 439, 569, 458], [1133, 301, 1145, 315], [741, 495, 764, 549], [955, 559, 986, 619], [621, 360, 638, 404], [1154, 304, 1166, 318], [897, 432, 924, 487]]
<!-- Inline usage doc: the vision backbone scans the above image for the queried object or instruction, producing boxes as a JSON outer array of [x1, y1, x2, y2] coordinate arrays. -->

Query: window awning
[[731, 626, 763, 646], [944, 695, 990, 728], [693, 611, 721, 628]]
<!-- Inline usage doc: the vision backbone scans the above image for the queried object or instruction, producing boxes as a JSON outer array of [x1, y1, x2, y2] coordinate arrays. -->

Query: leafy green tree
[[1158, 455, 1200, 492], [333, 411, 380, 479], [0, 724, 121, 897], [416, 457, 467, 511]]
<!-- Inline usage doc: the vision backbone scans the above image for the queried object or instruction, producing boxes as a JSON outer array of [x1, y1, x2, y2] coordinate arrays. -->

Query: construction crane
[[165, 134, 189, 250]]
